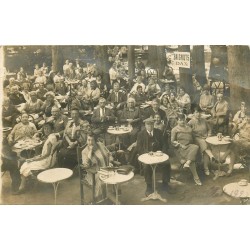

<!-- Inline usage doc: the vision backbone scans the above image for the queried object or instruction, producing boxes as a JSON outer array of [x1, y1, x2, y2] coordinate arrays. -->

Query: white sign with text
[[173, 52, 190, 68]]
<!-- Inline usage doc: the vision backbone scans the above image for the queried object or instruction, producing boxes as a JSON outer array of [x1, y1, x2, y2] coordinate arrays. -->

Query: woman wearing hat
[[171, 114, 202, 185], [199, 84, 215, 113], [18, 122, 59, 193], [58, 108, 90, 169]]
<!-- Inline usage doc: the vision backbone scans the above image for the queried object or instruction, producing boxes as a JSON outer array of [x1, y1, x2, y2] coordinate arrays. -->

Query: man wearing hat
[[136, 117, 172, 196]]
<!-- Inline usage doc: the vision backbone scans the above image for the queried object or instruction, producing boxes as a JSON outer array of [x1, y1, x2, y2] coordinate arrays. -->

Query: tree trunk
[[51, 46, 60, 72], [128, 45, 135, 80], [157, 46, 166, 78], [228, 45, 250, 111], [148, 45, 158, 68], [208, 45, 228, 82], [192, 45, 207, 86], [178, 45, 193, 95]]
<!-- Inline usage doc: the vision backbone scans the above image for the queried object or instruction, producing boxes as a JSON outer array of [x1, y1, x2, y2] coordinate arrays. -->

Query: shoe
[[145, 184, 153, 197], [226, 169, 233, 177], [12, 188, 26, 195], [183, 163, 190, 168], [210, 157, 219, 164], [204, 169, 210, 176], [194, 178, 202, 186]]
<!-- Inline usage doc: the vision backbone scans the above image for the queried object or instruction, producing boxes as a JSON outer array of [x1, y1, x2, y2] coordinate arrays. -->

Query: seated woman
[[160, 94, 178, 129], [188, 107, 217, 176], [82, 132, 114, 201], [211, 93, 229, 134], [231, 102, 247, 136], [21, 82, 31, 103], [171, 114, 201, 185], [18, 122, 59, 193], [220, 111, 250, 176], [24, 91, 44, 122], [169, 91, 180, 112], [176, 86, 191, 114], [119, 97, 142, 148], [58, 108, 90, 169], [7, 112, 37, 145], [199, 84, 214, 113]]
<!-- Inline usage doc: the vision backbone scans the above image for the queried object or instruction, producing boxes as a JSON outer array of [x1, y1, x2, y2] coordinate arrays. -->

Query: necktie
[[149, 131, 153, 137], [115, 92, 118, 102], [72, 123, 76, 138]]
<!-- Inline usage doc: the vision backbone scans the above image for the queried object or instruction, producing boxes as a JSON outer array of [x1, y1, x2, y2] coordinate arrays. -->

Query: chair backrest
[[49, 139, 62, 168], [76, 144, 87, 167]]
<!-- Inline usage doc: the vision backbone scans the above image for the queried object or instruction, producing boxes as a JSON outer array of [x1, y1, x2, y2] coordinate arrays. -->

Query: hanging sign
[[173, 52, 190, 68]]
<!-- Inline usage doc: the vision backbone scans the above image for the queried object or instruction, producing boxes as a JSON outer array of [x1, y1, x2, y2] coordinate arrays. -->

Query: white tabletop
[[223, 182, 250, 198], [12, 139, 43, 152], [138, 153, 169, 165], [37, 168, 73, 184], [206, 136, 232, 146], [107, 127, 132, 135], [99, 171, 134, 185]]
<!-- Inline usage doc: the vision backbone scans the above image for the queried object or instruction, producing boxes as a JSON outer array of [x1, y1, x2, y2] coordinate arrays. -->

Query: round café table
[[107, 126, 132, 151], [99, 171, 134, 205], [138, 152, 169, 203], [37, 168, 73, 204], [206, 136, 232, 180], [223, 182, 250, 205], [12, 139, 43, 168]]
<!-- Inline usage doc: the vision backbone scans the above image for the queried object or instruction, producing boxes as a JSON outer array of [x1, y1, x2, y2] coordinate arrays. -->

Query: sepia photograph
[[1, 45, 250, 205], [1, 2, 250, 250]]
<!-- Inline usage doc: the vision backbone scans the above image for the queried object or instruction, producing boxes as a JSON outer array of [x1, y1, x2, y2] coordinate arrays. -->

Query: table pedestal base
[[141, 191, 167, 203], [52, 182, 60, 205]]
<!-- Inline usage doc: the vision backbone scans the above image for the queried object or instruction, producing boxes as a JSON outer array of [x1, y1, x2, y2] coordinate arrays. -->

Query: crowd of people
[[2, 46, 250, 202]]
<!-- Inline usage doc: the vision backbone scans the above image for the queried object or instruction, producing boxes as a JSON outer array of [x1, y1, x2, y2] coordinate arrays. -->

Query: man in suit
[[144, 98, 167, 122], [136, 117, 172, 196], [107, 82, 127, 112], [91, 97, 116, 135]]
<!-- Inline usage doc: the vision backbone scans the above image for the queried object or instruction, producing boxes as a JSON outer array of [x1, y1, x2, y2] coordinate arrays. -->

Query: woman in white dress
[[18, 122, 58, 193]]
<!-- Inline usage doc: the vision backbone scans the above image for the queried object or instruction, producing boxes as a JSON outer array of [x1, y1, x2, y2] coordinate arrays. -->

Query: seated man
[[143, 98, 167, 123], [2, 96, 20, 127], [136, 117, 172, 196], [85, 81, 101, 108], [71, 91, 87, 116], [91, 97, 116, 135], [9, 86, 26, 106], [36, 83, 48, 101], [133, 85, 147, 106], [220, 111, 250, 176], [176, 86, 191, 114], [107, 82, 127, 111]]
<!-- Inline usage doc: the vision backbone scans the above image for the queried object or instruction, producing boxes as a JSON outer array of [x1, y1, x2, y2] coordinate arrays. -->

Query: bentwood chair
[[76, 144, 99, 205]]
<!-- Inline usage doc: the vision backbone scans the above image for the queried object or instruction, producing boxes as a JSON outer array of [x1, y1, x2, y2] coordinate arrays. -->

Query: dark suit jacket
[[144, 107, 167, 122], [91, 107, 115, 129], [9, 93, 26, 105], [136, 128, 163, 155], [107, 91, 127, 108]]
